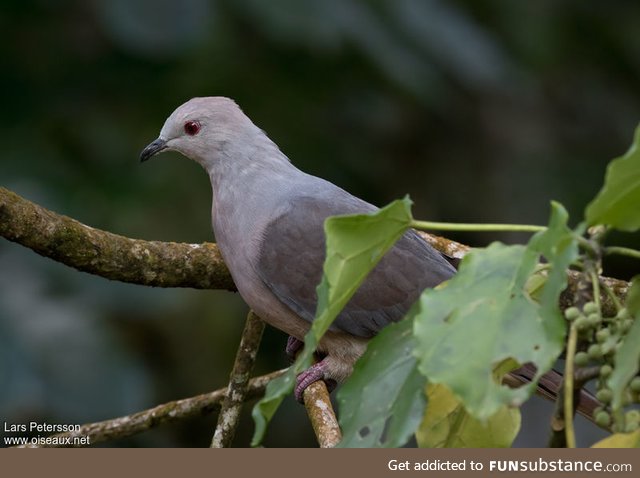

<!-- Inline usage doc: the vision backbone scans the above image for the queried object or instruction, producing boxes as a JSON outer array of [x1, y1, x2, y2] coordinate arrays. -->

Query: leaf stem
[[564, 324, 578, 449], [590, 271, 602, 310], [410, 220, 546, 233], [574, 235, 598, 256], [602, 282, 623, 313], [605, 246, 640, 260]]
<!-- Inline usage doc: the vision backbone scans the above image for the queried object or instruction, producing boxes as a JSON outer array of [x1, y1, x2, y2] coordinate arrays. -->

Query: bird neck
[[207, 132, 296, 195], [206, 133, 301, 244]]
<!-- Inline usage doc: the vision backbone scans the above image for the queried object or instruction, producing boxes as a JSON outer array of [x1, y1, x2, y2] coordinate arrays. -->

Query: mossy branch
[[0, 186, 235, 290]]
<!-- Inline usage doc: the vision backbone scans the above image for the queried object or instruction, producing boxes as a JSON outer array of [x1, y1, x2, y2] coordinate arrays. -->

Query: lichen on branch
[[0, 186, 235, 290]]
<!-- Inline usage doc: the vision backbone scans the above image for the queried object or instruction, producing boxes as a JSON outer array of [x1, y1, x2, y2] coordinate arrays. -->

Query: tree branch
[[14, 369, 286, 448], [302, 381, 342, 448], [211, 311, 265, 448], [0, 187, 235, 290]]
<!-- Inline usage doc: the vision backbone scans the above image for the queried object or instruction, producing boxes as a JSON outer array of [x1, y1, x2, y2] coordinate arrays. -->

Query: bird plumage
[[141, 96, 456, 393]]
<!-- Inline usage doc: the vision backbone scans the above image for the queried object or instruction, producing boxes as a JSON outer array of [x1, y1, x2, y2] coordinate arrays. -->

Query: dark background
[[1, 0, 638, 447]]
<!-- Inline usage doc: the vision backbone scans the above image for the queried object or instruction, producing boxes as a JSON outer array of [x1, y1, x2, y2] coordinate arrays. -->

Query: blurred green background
[[1, 0, 639, 447]]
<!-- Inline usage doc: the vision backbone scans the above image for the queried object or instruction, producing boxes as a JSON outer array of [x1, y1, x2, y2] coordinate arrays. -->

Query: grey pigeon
[[140, 97, 457, 400]]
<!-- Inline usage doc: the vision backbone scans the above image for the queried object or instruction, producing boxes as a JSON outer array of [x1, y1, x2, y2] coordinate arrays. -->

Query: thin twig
[[549, 383, 568, 448], [211, 311, 265, 448], [14, 369, 286, 448], [563, 324, 578, 448]]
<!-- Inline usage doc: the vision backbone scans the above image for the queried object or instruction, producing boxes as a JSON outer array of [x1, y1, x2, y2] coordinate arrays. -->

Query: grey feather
[[255, 180, 456, 338]]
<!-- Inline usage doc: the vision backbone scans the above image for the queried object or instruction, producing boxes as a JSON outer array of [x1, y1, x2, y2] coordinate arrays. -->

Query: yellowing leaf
[[416, 384, 520, 448], [592, 430, 640, 448]]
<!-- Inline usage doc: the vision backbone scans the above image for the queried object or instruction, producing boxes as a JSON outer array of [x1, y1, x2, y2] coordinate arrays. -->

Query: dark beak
[[140, 138, 167, 163]]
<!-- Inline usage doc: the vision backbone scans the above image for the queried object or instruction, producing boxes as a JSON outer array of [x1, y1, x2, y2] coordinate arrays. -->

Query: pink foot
[[286, 336, 303, 361], [294, 359, 337, 403]]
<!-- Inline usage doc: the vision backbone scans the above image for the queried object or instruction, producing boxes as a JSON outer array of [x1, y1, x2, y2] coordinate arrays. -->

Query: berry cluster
[[564, 302, 640, 432]]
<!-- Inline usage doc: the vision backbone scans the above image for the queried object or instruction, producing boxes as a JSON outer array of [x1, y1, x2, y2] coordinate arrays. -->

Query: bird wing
[[255, 185, 456, 338]]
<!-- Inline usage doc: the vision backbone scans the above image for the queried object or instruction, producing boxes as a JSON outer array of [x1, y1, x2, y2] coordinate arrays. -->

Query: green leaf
[[412, 203, 574, 420], [337, 317, 426, 448], [608, 276, 640, 413], [251, 197, 413, 446], [528, 202, 580, 342], [592, 430, 640, 448], [416, 384, 520, 448], [585, 124, 640, 231], [412, 243, 545, 419], [627, 275, 640, 314]]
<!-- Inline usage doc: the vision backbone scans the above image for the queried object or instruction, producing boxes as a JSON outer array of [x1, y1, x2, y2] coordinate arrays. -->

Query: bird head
[[139, 97, 251, 168]]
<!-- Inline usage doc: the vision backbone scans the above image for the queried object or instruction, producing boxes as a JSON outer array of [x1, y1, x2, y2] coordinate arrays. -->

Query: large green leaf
[[251, 198, 412, 445], [412, 203, 574, 420], [585, 124, 640, 231], [608, 276, 640, 413], [337, 317, 426, 448], [416, 383, 520, 448], [412, 243, 541, 419]]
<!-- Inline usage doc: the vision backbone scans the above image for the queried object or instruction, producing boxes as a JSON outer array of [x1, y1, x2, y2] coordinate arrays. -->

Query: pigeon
[[140, 97, 456, 400]]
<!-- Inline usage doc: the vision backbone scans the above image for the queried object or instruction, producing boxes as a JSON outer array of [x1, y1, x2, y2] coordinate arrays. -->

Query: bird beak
[[140, 138, 167, 163]]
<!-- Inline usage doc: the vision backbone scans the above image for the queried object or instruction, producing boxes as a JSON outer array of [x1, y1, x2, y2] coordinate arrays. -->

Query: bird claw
[[287, 337, 338, 402], [294, 359, 336, 403], [285, 336, 304, 362]]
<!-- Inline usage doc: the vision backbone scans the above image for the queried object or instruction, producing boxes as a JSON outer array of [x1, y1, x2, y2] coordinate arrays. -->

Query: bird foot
[[294, 359, 337, 403], [285, 336, 304, 362]]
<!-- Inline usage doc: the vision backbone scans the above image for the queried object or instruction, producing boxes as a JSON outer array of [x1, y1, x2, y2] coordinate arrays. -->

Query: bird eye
[[184, 121, 201, 136]]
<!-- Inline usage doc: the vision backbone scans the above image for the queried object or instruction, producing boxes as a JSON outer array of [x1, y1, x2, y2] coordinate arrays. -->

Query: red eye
[[184, 121, 201, 136]]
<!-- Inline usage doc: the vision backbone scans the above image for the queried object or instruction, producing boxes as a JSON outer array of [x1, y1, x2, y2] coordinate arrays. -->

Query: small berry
[[574, 317, 590, 332], [583, 302, 599, 315], [596, 329, 610, 342], [630, 377, 640, 393], [587, 313, 602, 326], [595, 411, 611, 427], [626, 410, 640, 423], [601, 341, 616, 356], [599, 365, 613, 378], [617, 309, 630, 321], [564, 307, 581, 321], [588, 344, 602, 359], [574, 351, 589, 366], [596, 388, 613, 404]]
